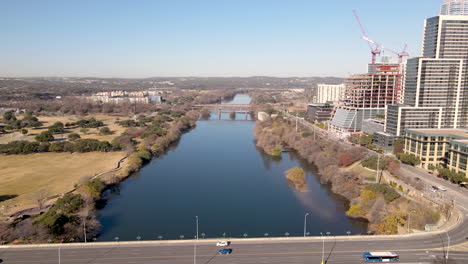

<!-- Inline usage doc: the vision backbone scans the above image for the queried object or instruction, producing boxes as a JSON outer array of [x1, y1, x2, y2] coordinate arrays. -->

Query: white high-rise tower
[[441, 0, 468, 15]]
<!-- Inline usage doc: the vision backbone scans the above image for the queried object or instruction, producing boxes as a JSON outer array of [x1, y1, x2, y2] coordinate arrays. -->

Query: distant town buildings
[[87, 90, 164, 104], [440, 0, 468, 15], [306, 103, 334, 123], [315, 84, 344, 104]]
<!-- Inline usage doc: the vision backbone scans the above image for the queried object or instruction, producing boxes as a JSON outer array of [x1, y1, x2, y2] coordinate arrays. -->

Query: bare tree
[[33, 189, 50, 209]]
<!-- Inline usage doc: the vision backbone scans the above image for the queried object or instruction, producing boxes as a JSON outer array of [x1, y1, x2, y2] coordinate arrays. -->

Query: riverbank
[[253, 118, 441, 234], [0, 110, 198, 244]]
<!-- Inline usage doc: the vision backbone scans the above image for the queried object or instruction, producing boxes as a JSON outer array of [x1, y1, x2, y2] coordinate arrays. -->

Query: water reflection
[[97, 94, 367, 241]]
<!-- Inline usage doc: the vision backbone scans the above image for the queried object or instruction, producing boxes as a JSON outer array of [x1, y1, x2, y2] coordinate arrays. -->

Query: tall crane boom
[[352, 9, 381, 65]]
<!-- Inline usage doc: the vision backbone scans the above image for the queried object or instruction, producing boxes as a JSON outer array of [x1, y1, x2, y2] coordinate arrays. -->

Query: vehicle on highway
[[218, 248, 233, 255], [428, 171, 434, 174], [363, 251, 399, 262], [216, 241, 231, 247], [438, 186, 447, 191]]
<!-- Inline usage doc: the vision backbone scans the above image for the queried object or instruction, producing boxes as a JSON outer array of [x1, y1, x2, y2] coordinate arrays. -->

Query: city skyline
[[1, 0, 440, 78]]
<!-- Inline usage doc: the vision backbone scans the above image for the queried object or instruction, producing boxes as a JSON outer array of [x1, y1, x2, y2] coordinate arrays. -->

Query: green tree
[[397, 153, 420, 166], [359, 134, 374, 147], [3, 111, 15, 122], [35, 131, 54, 142], [99, 127, 112, 135], [367, 183, 401, 203], [85, 178, 106, 198], [36, 193, 84, 235], [20, 128, 28, 135], [393, 138, 405, 155], [68, 133, 81, 141], [346, 204, 365, 218], [272, 147, 282, 157]]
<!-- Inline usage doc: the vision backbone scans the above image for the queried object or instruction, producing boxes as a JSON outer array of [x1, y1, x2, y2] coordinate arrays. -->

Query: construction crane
[[353, 9, 409, 64], [352, 9, 381, 65], [370, 42, 409, 64]]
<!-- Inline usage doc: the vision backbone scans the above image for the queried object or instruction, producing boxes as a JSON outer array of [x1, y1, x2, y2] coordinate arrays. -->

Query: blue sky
[[0, 0, 440, 78]]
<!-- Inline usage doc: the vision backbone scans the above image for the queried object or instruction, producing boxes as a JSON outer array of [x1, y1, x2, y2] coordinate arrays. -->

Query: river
[[97, 94, 367, 241]]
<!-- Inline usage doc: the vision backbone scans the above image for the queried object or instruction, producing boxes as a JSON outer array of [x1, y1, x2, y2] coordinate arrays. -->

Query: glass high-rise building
[[440, 0, 468, 15], [386, 14, 468, 135]]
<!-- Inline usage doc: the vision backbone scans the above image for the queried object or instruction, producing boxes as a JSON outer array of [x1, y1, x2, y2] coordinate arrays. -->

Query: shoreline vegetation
[[0, 88, 242, 244], [254, 116, 441, 235], [0, 109, 198, 244], [285, 167, 308, 192]]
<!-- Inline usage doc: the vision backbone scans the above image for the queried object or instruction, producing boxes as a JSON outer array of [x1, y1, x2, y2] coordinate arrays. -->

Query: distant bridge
[[194, 104, 252, 111]]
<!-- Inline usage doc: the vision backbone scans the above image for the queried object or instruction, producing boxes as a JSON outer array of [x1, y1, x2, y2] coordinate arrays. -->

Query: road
[[1, 233, 468, 264], [401, 164, 468, 212]]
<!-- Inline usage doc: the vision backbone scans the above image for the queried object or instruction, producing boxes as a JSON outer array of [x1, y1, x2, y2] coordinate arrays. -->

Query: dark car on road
[[218, 249, 233, 255]]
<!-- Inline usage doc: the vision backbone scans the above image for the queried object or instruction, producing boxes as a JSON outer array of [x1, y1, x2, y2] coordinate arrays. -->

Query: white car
[[216, 241, 231, 247], [438, 186, 447, 191]]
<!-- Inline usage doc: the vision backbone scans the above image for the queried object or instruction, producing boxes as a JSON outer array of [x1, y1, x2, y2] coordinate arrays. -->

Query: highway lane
[[2, 229, 468, 264], [1, 240, 468, 264]]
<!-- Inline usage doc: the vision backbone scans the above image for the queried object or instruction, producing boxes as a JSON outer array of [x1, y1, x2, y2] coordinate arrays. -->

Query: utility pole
[[58, 247, 61, 264]]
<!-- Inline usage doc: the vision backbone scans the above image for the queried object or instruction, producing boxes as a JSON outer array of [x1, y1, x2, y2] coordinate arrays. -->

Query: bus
[[363, 252, 399, 262]]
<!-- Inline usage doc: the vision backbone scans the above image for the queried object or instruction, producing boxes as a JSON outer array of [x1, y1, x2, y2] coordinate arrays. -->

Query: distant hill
[[0, 76, 344, 102]]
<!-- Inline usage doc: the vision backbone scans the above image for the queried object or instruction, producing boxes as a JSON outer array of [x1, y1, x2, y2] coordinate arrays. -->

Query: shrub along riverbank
[[0, 109, 198, 244], [254, 118, 440, 234]]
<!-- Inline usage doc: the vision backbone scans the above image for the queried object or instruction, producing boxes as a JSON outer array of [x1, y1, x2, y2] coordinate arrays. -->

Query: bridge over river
[[194, 104, 252, 111], [194, 104, 253, 120]]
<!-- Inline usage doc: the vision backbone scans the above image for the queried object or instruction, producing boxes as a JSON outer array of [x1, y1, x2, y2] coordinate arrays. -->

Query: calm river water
[[97, 94, 367, 241]]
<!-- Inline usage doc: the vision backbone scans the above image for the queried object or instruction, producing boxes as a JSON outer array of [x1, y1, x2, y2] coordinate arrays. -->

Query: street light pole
[[83, 217, 87, 243], [196, 216, 199, 240], [295, 112, 298, 132], [446, 231, 451, 261], [194, 216, 198, 264], [58, 247, 61, 264], [376, 154, 380, 183], [320, 232, 325, 264], [303, 213, 309, 237], [407, 210, 416, 234]]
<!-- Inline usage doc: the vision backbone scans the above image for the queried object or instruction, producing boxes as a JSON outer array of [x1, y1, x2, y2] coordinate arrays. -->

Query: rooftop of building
[[451, 139, 468, 146], [363, 119, 385, 125], [406, 128, 468, 139], [308, 103, 333, 107]]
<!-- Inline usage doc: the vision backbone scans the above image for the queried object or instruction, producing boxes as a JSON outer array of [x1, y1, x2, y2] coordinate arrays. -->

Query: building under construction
[[329, 61, 402, 134], [328, 10, 406, 135], [342, 64, 401, 108]]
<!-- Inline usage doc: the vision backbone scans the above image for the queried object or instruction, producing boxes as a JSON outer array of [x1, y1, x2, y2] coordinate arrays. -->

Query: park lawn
[[0, 151, 125, 215], [352, 164, 378, 182], [0, 114, 127, 144]]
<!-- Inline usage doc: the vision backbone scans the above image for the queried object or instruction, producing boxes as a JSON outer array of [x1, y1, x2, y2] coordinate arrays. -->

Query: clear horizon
[[1, 0, 440, 78]]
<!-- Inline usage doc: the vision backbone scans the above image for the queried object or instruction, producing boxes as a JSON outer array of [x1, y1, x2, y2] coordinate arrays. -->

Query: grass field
[[0, 151, 125, 215], [351, 164, 378, 183], [0, 114, 128, 144]]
